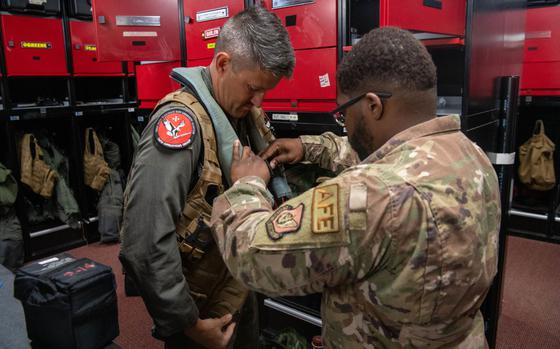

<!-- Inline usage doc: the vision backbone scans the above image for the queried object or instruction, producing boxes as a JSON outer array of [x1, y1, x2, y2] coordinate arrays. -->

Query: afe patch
[[265, 204, 304, 240], [312, 184, 339, 234], [154, 109, 196, 150]]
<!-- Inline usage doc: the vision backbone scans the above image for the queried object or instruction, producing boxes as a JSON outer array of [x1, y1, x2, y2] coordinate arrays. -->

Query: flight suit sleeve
[[210, 171, 393, 297], [299, 132, 360, 174], [119, 102, 202, 338]]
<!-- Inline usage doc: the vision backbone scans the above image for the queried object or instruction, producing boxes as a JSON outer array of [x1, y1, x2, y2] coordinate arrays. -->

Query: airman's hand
[[230, 140, 271, 184], [184, 314, 236, 349], [259, 138, 304, 169]]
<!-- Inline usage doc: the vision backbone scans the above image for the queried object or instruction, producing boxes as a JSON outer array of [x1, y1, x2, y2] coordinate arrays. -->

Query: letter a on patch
[[312, 184, 339, 234]]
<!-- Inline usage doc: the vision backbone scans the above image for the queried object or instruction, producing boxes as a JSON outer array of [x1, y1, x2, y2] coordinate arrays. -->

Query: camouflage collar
[[363, 115, 461, 164]]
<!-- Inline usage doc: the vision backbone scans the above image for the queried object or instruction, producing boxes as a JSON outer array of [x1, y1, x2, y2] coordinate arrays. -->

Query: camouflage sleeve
[[299, 132, 360, 174], [210, 170, 392, 297]]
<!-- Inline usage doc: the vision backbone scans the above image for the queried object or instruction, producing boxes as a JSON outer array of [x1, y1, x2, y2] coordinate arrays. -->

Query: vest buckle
[[178, 240, 205, 260]]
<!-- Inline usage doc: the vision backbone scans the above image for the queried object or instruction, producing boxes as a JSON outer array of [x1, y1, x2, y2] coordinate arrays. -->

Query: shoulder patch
[[266, 203, 304, 240], [312, 184, 339, 234], [154, 108, 197, 150]]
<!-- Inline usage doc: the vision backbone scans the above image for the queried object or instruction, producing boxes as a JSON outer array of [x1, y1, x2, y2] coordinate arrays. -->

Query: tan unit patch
[[312, 184, 339, 234]]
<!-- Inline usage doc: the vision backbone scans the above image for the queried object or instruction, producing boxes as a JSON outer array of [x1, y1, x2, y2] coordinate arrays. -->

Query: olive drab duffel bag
[[518, 120, 556, 191], [14, 253, 119, 349]]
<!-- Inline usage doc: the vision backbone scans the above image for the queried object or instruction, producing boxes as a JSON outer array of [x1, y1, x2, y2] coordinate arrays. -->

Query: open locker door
[[91, 0, 181, 62]]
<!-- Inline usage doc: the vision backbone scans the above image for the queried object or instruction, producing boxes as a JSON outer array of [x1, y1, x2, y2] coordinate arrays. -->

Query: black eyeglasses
[[330, 91, 392, 127]]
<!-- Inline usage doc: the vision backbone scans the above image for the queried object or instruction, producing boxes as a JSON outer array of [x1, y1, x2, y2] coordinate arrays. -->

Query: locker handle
[[285, 15, 296, 27], [423, 0, 442, 9], [132, 41, 146, 46]]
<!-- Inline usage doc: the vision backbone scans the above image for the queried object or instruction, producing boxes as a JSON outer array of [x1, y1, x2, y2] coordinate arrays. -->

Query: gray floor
[[0, 264, 31, 349]]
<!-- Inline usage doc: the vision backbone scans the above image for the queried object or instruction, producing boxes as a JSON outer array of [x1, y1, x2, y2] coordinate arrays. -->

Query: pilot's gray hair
[[215, 6, 295, 78]]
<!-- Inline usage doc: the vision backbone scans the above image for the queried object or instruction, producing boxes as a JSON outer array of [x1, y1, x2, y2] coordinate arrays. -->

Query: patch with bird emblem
[[265, 203, 304, 240], [154, 108, 196, 150]]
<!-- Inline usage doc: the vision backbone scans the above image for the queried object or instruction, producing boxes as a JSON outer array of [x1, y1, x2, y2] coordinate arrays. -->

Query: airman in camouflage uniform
[[210, 27, 501, 348]]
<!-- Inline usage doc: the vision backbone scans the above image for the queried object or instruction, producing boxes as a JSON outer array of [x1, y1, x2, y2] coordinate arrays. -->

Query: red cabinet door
[[523, 6, 560, 63], [263, 47, 337, 112], [381, 0, 465, 37], [137, 61, 182, 109], [1, 15, 68, 76], [261, 0, 337, 50], [70, 20, 125, 76], [92, 0, 181, 62], [184, 0, 245, 64]]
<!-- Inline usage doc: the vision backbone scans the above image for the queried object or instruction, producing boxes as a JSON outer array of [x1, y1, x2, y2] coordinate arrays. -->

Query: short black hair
[[215, 6, 295, 78], [337, 27, 436, 95]]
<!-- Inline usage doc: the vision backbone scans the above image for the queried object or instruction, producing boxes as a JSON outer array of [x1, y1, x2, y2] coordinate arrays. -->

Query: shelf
[[30, 222, 82, 239], [263, 298, 322, 328], [510, 209, 560, 222]]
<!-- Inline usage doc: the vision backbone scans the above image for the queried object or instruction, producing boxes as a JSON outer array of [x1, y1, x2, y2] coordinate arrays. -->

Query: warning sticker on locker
[[84, 45, 97, 51], [319, 73, 330, 88], [207, 43, 216, 49], [272, 113, 298, 121], [203, 27, 221, 40], [21, 41, 51, 49]]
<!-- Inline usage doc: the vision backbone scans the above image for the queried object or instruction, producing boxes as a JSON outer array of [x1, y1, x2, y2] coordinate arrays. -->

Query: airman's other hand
[[259, 138, 304, 169], [230, 140, 271, 184]]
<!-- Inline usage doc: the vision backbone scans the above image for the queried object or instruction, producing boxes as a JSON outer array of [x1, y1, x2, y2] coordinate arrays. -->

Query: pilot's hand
[[259, 138, 304, 169], [184, 314, 236, 349], [231, 140, 271, 184]]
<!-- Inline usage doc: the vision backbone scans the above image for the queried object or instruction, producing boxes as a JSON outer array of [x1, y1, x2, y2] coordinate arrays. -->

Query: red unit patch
[[155, 109, 197, 150]]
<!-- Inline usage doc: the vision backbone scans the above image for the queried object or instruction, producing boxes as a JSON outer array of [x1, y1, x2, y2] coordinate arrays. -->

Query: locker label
[[21, 41, 51, 49], [196, 7, 229, 22]]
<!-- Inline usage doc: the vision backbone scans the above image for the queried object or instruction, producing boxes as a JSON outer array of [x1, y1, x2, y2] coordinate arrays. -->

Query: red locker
[[262, 47, 337, 112], [92, 0, 181, 62], [127, 61, 136, 76], [70, 20, 124, 76], [521, 61, 560, 95], [184, 0, 244, 65], [523, 6, 560, 63], [381, 0, 465, 36], [136, 61, 181, 109], [521, 5, 560, 95], [1, 14, 67, 76], [262, 0, 336, 50]]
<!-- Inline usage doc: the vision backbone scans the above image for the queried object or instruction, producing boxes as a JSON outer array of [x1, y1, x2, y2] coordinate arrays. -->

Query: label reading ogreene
[[21, 41, 52, 49], [312, 184, 339, 234]]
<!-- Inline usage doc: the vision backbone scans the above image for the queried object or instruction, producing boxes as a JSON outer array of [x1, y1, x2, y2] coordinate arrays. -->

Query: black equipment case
[[14, 253, 119, 349]]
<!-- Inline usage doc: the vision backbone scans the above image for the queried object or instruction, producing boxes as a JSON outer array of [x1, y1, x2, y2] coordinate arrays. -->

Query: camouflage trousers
[[164, 292, 259, 349]]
